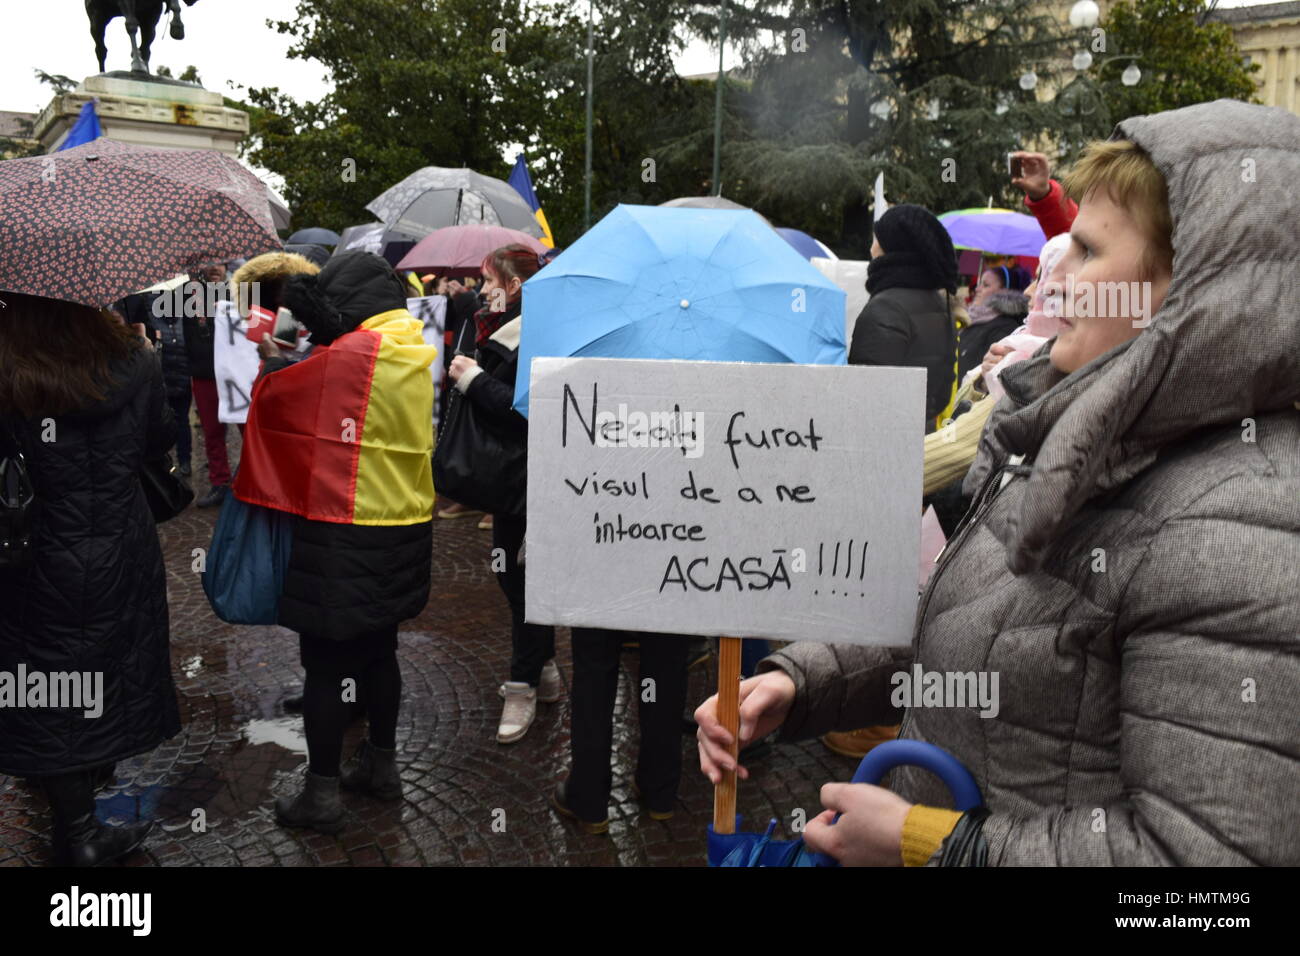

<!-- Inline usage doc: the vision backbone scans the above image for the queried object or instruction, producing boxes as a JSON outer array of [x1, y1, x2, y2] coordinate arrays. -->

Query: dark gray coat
[[762, 100, 1300, 866]]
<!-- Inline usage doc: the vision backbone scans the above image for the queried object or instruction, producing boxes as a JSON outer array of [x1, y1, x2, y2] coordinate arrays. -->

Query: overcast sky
[[0, 0, 752, 115], [4, 0, 1271, 112]]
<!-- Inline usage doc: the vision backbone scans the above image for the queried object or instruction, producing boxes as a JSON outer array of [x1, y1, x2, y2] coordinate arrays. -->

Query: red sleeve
[[1023, 179, 1077, 240]]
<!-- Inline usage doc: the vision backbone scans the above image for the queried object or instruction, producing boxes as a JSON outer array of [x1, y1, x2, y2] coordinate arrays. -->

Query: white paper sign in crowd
[[525, 357, 926, 647], [214, 295, 447, 424]]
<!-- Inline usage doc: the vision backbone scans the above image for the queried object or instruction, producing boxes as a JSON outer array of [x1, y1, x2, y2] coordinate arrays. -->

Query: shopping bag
[[201, 490, 294, 625]]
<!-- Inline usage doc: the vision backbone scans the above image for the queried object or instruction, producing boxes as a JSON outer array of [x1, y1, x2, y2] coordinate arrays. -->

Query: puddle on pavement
[[241, 717, 308, 755]]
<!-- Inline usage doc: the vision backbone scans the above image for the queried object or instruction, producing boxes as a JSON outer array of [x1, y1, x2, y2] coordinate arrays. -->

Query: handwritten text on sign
[[525, 358, 925, 646]]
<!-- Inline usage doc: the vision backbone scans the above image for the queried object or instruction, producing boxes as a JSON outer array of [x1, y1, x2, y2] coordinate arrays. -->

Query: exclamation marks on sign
[[814, 539, 869, 597]]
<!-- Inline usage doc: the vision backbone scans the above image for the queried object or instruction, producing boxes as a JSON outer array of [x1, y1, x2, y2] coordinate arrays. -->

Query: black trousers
[[298, 627, 401, 776], [567, 628, 690, 822], [491, 513, 555, 686], [167, 389, 192, 467]]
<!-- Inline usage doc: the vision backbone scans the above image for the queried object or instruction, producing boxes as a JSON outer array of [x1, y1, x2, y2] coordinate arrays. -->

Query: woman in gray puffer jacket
[[696, 100, 1300, 867]]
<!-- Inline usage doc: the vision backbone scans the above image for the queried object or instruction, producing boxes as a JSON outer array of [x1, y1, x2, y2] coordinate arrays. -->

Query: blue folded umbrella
[[710, 739, 983, 867], [513, 204, 846, 416]]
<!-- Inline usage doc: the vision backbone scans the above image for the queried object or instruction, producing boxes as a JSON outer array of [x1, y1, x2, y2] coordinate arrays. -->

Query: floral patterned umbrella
[[0, 139, 281, 307]]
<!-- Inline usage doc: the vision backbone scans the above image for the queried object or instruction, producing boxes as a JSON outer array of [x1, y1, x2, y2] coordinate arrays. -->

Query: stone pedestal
[[33, 73, 249, 154]]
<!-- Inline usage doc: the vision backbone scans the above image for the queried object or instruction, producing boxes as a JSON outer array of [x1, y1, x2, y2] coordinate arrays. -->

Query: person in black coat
[[136, 289, 195, 478], [849, 204, 960, 433], [0, 293, 180, 866], [242, 253, 436, 834], [446, 245, 558, 745]]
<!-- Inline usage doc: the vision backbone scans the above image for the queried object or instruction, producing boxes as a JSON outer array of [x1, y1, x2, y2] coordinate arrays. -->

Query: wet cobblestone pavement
[[0, 428, 857, 867]]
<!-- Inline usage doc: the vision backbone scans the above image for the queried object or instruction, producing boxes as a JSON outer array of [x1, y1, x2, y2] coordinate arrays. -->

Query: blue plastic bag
[[710, 739, 982, 867], [201, 491, 294, 625]]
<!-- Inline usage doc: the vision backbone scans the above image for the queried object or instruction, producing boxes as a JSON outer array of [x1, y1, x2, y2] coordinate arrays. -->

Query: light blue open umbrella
[[513, 204, 846, 416]]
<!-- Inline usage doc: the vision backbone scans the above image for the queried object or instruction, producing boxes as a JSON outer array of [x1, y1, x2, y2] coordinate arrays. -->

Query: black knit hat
[[872, 204, 958, 294], [282, 251, 408, 347]]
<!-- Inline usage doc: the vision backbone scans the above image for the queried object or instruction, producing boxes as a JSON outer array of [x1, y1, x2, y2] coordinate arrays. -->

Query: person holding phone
[[1009, 150, 1077, 240]]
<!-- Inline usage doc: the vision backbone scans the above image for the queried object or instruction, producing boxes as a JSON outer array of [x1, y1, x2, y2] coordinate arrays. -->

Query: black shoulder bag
[[432, 328, 526, 517], [0, 421, 36, 570], [140, 451, 194, 523]]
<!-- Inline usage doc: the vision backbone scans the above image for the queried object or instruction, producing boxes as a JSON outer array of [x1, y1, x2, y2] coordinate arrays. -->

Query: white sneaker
[[497, 659, 563, 704], [497, 682, 537, 744]]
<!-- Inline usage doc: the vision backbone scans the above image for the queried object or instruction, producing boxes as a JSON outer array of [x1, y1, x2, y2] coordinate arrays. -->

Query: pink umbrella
[[395, 224, 547, 274]]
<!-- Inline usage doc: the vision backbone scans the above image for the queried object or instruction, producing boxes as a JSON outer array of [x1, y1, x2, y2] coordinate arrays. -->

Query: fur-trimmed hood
[[229, 252, 321, 318], [967, 289, 1030, 326]]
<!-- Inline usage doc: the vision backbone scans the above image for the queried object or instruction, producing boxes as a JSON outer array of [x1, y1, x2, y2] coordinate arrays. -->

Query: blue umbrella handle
[[805, 739, 982, 867]]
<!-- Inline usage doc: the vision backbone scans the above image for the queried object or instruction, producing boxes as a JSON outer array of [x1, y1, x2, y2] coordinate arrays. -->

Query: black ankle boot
[[275, 772, 345, 833], [43, 772, 153, 867], [340, 740, 401, 800]]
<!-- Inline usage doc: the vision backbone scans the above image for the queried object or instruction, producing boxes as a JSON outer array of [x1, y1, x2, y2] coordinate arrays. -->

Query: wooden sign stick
[[712, 636, 743, 835]]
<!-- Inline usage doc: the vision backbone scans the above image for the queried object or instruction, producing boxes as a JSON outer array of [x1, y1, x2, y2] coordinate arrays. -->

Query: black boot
[[92, 763, 117, 791], [275, 772, 345, 833], [340, 740, 402, 800], [43, 772, 153, 867]]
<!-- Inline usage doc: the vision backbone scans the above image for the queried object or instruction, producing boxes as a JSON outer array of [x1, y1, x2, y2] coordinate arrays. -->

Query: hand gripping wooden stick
[[712, 636, 742, 834]]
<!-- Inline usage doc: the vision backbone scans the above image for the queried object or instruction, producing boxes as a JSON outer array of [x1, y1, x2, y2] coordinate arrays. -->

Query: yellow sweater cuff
[[901, 805, 963, 867]]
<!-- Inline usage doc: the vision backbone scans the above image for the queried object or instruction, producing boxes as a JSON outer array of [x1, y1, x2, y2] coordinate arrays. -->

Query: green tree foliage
[[237, 0, 582, 236], [689, 1, 1109, 256], [235, 0, 725, 243], [1097, 0, 1258, 119]]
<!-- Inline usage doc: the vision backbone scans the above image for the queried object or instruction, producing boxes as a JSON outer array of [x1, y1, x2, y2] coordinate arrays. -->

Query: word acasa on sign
[[658, 550, 794, 592]]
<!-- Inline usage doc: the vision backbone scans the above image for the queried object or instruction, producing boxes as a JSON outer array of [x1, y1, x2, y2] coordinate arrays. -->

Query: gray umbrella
[[660, 195, 772, 226], [365, 167, 544, 241]]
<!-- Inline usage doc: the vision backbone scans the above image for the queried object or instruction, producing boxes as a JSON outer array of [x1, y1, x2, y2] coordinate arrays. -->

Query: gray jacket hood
[[974, 100, 1300, 574]]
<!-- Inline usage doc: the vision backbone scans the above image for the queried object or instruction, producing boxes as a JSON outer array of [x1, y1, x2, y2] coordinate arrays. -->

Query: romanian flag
[[507, 153, 555, 248], [232, 310, 438, 526]]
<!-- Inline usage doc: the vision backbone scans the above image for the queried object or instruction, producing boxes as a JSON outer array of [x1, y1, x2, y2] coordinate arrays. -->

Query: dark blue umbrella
[[774, 226, 836, 262], [283, 243, 331, 267], [287, 226, 341, 246], [710, 740, 983, 866]]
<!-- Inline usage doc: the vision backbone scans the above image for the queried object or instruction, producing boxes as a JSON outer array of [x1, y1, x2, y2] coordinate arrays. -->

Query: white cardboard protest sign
[[525, 357, 925, 646], [214, 299, 258, 424], [215, 295, 447, 425]]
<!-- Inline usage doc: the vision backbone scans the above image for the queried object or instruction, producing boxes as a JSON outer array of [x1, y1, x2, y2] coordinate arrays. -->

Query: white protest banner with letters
[[214, 299, 258, 424], [525, 357, 925, 646]]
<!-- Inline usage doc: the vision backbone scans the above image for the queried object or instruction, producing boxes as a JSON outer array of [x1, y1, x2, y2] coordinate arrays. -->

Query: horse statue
[[86, 0, 200, 75]]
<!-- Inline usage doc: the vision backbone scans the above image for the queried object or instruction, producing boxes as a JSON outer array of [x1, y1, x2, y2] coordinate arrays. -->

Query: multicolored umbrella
[[366, 167, 545, 241], [394, 224, 547, 274], [0, 139, 280, 307], [938, 207, 1046, 257]]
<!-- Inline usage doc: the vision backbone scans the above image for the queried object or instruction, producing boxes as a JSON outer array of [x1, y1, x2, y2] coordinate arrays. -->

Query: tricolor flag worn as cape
[[232, 310, 437, 526], [507, 153, 555, 248]]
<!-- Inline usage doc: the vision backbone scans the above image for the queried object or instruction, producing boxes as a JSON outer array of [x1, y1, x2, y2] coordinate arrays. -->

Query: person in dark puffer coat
[[0, 293, 180, 867], [231, 252, 436, 833], [849, 204, 960, 433]]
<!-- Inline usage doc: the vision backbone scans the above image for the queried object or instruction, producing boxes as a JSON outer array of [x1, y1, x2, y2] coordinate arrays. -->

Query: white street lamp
[[1069, 1, 1101, 29], [1072, 49, 1094, 71], [1019, 70, 1039, 91], [1121, 63, 1142, 86]]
